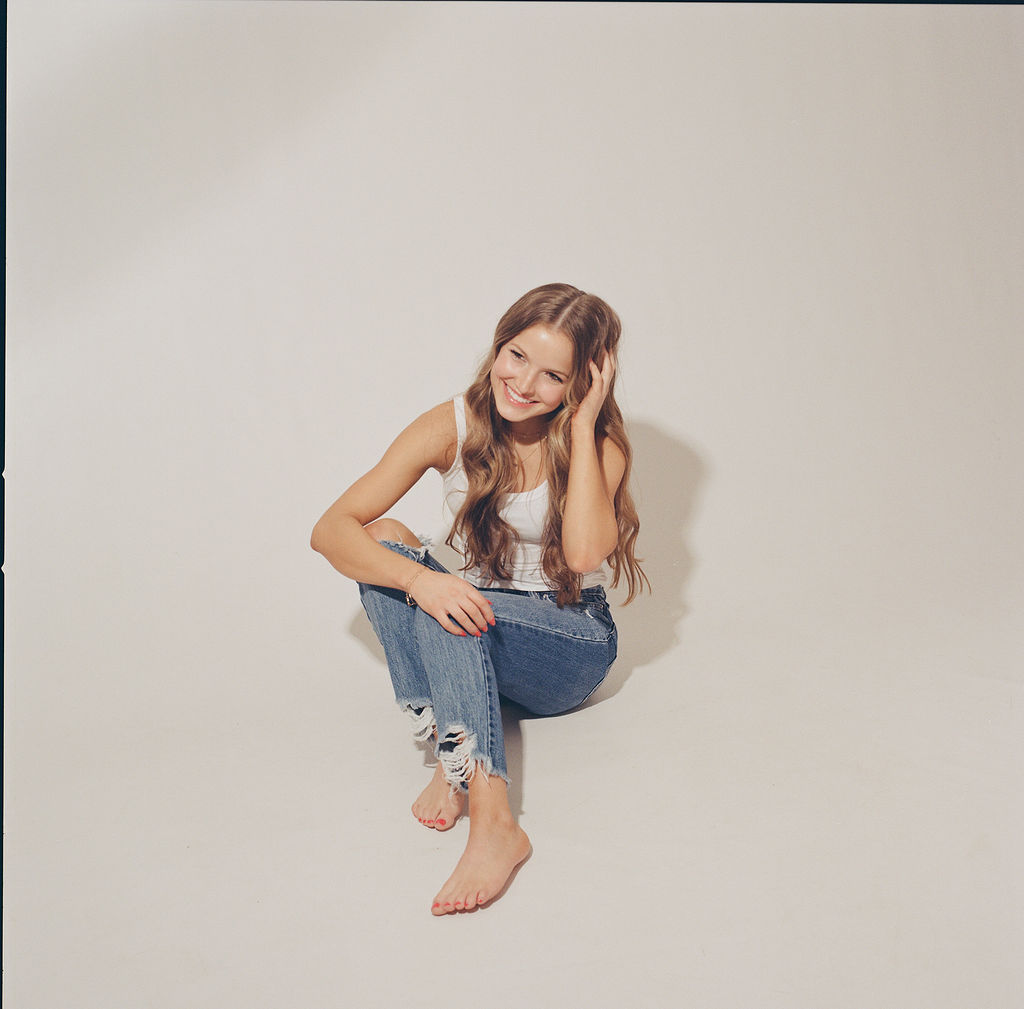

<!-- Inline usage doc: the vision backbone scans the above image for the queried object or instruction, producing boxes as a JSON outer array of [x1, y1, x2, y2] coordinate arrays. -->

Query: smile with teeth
[[503, 382, 536, 406]]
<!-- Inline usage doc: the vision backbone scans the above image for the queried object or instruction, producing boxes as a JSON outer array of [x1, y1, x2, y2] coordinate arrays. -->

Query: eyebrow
[[508, 342, 570, 379]]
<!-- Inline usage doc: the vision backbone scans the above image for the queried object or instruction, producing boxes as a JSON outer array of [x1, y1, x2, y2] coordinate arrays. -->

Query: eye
[[546, 372, 564, 384], [509, 349, 525, 361]]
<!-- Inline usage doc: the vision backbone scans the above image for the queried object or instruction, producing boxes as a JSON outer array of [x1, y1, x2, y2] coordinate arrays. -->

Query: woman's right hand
[[406, 569, 496, 637]]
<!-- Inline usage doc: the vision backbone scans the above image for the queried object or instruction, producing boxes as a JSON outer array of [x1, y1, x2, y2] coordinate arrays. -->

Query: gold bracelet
[[404, 566, 425, 607]]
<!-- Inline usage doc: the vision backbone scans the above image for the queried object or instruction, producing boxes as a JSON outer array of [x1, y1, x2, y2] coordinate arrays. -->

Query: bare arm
[[310, 401, 452, 587], [561, 356, 626, 573], [310, 401, 494, 635]]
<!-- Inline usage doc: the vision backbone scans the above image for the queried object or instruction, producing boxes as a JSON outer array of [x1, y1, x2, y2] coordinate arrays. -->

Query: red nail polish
[[437, 819, 446, 826]]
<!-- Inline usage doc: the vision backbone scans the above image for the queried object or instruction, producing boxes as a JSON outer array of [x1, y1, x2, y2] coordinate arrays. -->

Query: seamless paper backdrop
[[6, 4, 1023, 1008]]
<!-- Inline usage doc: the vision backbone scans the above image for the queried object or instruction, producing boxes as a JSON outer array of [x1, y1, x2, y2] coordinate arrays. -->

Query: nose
[[518, 371, 537, 396]]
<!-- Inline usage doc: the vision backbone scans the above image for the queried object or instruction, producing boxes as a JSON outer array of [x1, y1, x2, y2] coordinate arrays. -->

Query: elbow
[[563, 513, 618, 574], [564, 547, 612, 575], [310, 519, 327, 556], [311, 507, 360, 558]]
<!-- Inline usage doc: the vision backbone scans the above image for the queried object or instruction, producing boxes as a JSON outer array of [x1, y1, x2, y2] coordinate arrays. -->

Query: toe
[[432, 885, 456, 913]]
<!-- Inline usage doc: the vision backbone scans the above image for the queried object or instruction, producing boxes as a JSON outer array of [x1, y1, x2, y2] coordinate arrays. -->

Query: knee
[[364, 517, 421, 548], [527, 674, 607, 717], [530, 695, 585, 717]]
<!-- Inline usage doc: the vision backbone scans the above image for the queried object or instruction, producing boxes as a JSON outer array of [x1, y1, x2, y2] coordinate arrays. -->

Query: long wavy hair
[[447, 283, 649, 606]]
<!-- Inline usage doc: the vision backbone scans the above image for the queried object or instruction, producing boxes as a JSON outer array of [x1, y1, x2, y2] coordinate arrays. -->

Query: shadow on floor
[[583, 420, 706, 706]]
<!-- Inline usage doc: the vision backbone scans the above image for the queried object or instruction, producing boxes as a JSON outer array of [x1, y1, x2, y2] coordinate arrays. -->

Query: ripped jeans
[[358, 541, 618, 791]]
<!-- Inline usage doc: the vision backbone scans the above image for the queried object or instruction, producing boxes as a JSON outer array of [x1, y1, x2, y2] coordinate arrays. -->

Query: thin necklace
[[515, 439, 544, 464], [513, 438, 546, 490]]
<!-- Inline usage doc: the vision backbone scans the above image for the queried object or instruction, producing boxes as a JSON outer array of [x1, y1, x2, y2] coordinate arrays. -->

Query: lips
[[502, 381, 536, 406]]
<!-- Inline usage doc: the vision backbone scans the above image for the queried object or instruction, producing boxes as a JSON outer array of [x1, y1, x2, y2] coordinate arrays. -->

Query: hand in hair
[[572, 353, 615, 432], [406, 568, 496, 638]]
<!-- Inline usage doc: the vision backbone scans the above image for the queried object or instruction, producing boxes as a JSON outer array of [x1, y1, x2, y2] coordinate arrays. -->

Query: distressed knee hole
[[365, 518, 422, 549], [404, 703, 437, 742], [436, 727, 479, 792]]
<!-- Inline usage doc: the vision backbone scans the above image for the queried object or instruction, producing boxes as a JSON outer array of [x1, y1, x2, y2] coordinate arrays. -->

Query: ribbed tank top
[[441, 396, 608, 591]]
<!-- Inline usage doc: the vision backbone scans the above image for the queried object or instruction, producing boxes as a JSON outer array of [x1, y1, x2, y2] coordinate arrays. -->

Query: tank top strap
[[441, 395, 467, 481], [452, 394, 467, 452]]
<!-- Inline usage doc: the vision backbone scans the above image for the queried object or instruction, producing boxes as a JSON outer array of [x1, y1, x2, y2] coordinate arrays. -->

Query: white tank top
[[441, 396, 608, 591]]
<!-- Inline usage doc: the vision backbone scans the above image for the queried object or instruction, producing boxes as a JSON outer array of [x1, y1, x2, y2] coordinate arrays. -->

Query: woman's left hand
[[572, 353, 615, 431]]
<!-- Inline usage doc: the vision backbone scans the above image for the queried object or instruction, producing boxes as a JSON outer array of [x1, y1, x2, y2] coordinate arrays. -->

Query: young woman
[[311, 283, 646, 915]]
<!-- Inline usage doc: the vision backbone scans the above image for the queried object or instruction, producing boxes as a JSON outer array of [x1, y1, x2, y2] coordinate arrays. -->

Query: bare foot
[[412, 763, 464, 831], [431, 814, 531, 915]]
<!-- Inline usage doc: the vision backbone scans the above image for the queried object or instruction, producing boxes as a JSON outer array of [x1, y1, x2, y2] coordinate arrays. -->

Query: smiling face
[[489, 324, 575, 432]]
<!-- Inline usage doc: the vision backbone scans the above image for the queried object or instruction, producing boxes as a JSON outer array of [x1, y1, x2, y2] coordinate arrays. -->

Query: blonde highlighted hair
[[447, 283, 648, 606]]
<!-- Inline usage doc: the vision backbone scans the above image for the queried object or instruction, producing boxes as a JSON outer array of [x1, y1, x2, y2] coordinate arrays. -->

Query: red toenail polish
[[433, 903, 440, 908], [437, 819, 446, 826]]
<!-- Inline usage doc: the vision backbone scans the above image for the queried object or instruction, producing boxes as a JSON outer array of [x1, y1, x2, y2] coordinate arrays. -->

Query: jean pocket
[[582, 597, 615, 635]]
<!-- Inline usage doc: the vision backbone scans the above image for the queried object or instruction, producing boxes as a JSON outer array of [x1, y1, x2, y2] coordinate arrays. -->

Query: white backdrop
[[6, 4, 1023, 1007]]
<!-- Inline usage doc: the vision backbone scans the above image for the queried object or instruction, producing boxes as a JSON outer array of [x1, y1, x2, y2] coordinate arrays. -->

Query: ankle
[[468, 801, 516, 829]]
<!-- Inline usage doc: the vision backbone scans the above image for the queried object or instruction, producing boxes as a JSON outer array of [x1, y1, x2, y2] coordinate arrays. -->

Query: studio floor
[[5, 557, 1021, 1008]]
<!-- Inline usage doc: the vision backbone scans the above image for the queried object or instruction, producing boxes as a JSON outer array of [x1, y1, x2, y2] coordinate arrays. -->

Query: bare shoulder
[[409, 399, 458, 473]]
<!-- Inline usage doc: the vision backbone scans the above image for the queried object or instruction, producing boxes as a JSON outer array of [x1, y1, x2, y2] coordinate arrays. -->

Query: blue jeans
[[358, 541, 618, 790]]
